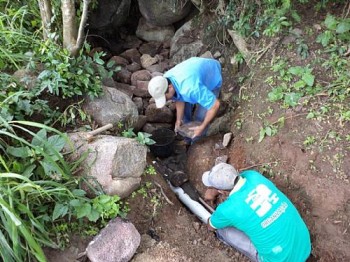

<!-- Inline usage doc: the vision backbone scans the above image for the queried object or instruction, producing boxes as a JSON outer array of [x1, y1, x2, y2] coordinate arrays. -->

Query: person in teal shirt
[[148, 57, 222, 142], [202, 163, 311, 262]]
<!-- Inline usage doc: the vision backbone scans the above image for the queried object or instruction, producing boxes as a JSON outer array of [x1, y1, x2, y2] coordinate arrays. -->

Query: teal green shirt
[[210, 170, 311, 262]]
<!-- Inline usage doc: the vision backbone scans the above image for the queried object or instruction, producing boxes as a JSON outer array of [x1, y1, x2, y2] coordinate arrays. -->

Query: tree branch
[[73, 0, 91, 56], [227, 29, 252, 69], [61, 0, 90, 56]]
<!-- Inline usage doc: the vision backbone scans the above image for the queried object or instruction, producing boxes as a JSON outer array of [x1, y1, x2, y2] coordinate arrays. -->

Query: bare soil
[[127, 3, 350, 261]]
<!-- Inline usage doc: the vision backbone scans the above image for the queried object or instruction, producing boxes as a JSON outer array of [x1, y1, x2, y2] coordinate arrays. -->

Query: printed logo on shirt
[[261, 202, 288, 228], [272, 245, 283, 254], [245, 184, 279, 217]]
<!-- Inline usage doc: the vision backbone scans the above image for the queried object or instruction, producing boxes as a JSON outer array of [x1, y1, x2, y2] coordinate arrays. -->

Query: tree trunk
[[61, 0, 90, 56], [37, 0, 52, 40], [61, 0, 77, 51]]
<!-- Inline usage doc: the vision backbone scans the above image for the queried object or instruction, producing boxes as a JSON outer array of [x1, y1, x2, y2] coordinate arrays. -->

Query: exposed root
[[154, 181, 174, 205]]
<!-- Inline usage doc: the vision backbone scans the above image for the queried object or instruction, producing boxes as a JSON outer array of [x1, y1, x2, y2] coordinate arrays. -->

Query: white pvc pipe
[[168, 183, 211, 224]]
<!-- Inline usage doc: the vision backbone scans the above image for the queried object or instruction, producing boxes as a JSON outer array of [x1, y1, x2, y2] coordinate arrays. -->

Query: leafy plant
[[316, 14, 350, 50], [267, 62, 316, 108], [303, 136, 316, 147], [234, 52, 245, 65], [36, 43, 118, 99], [0, 73, 58, 124], [136, 132, 156, 145], [122, 128, 155, 146], [0, 119, 127, 261], [53, 100, 91, 127], [296, 38, 309, 59], [145, 165, 157, 176], [0, 5, 40, 70], [211, 0, 307, 39], [258, 117, 285, 143], [263, 15, 291, 37], [122, 128, 136, 138]]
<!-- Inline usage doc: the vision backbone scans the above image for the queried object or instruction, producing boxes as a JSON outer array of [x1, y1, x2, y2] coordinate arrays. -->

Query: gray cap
[[202, 163, 239, 190]]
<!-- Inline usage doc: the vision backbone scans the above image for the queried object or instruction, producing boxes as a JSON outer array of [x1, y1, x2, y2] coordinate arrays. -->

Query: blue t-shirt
[[210, 170, 311, 262], [163, 57, 222, 110]]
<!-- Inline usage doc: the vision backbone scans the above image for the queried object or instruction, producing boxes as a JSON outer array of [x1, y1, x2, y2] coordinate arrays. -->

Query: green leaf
[[0, 199, 22, 226], [76, 203, 91, 219], [52, 203, 68, 221], [302, 73, 315, 86], [336, 21, 350, 34], [268, 87, 284, 102], [258, 128, 266, 143], [69, 199, 81, 207], [265, 126, 272, 136], [284, 92, 302, 107], [47, 135, 66, 153], [306, 112, 315, 119], [31, 129, 47, 146], [316, 31, 333, 47], [294, 80, 306, 90], [6, 146, 31, 158], [98, 194, 112, 204], [72, 189, 86, 197], [288, 66, 304, 76], [324, 14, 337, 30], [106, 60, 115, 69], [291, 11, 301, 23], [87, 209, 100, 222], [94, 57, 104, 65]]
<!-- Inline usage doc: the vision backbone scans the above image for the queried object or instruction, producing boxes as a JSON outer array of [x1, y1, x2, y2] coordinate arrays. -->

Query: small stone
[[214, 143, 225, 150], [192, 222, 201, 232], [213, 51, 221, 58], [215, 155, 228, 165], [222, 132, 233, 147]]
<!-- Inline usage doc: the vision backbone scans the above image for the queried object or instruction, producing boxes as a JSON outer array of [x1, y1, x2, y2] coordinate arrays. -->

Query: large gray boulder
[[138, 0, 193, 26], [83, 86, 138, 128], [88, 0, 131, 29], [136, 17, 175, 42], [87, 217, 140, 262], [170, 20, 204, 64], [67, 134, 147, 198]]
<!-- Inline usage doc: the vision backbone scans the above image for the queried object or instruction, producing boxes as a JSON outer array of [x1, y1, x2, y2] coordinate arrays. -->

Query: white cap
[[148, 76, 168, 108], [202, 163, 239, 190]]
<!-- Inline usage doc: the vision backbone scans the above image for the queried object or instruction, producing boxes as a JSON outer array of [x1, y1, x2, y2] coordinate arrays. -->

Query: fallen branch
[[342, 1, 350, 18], [227, 29, 252, 69], [198, 197, 215, 213], [239, 161, 281, 171], [269, 113, 308, 126], [253, 37, 281, 64], [154, 182, 174, 205]]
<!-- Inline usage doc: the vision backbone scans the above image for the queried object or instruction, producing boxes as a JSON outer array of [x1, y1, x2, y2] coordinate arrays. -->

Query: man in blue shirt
[[148, 57, 222, 141], [202, 163, 311, 262]]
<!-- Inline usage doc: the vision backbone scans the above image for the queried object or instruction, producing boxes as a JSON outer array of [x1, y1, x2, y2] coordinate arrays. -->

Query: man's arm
[[175, 101, 185, 131], [192, 99, 220, 138], [207, 217, 216, 231]]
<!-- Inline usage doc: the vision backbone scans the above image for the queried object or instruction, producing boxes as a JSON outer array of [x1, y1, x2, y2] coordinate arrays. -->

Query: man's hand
[[174, 120, 182, 133], [189, 99, 220, 139], [189, 124, 206, 139], [204, 188, 220, 202]]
